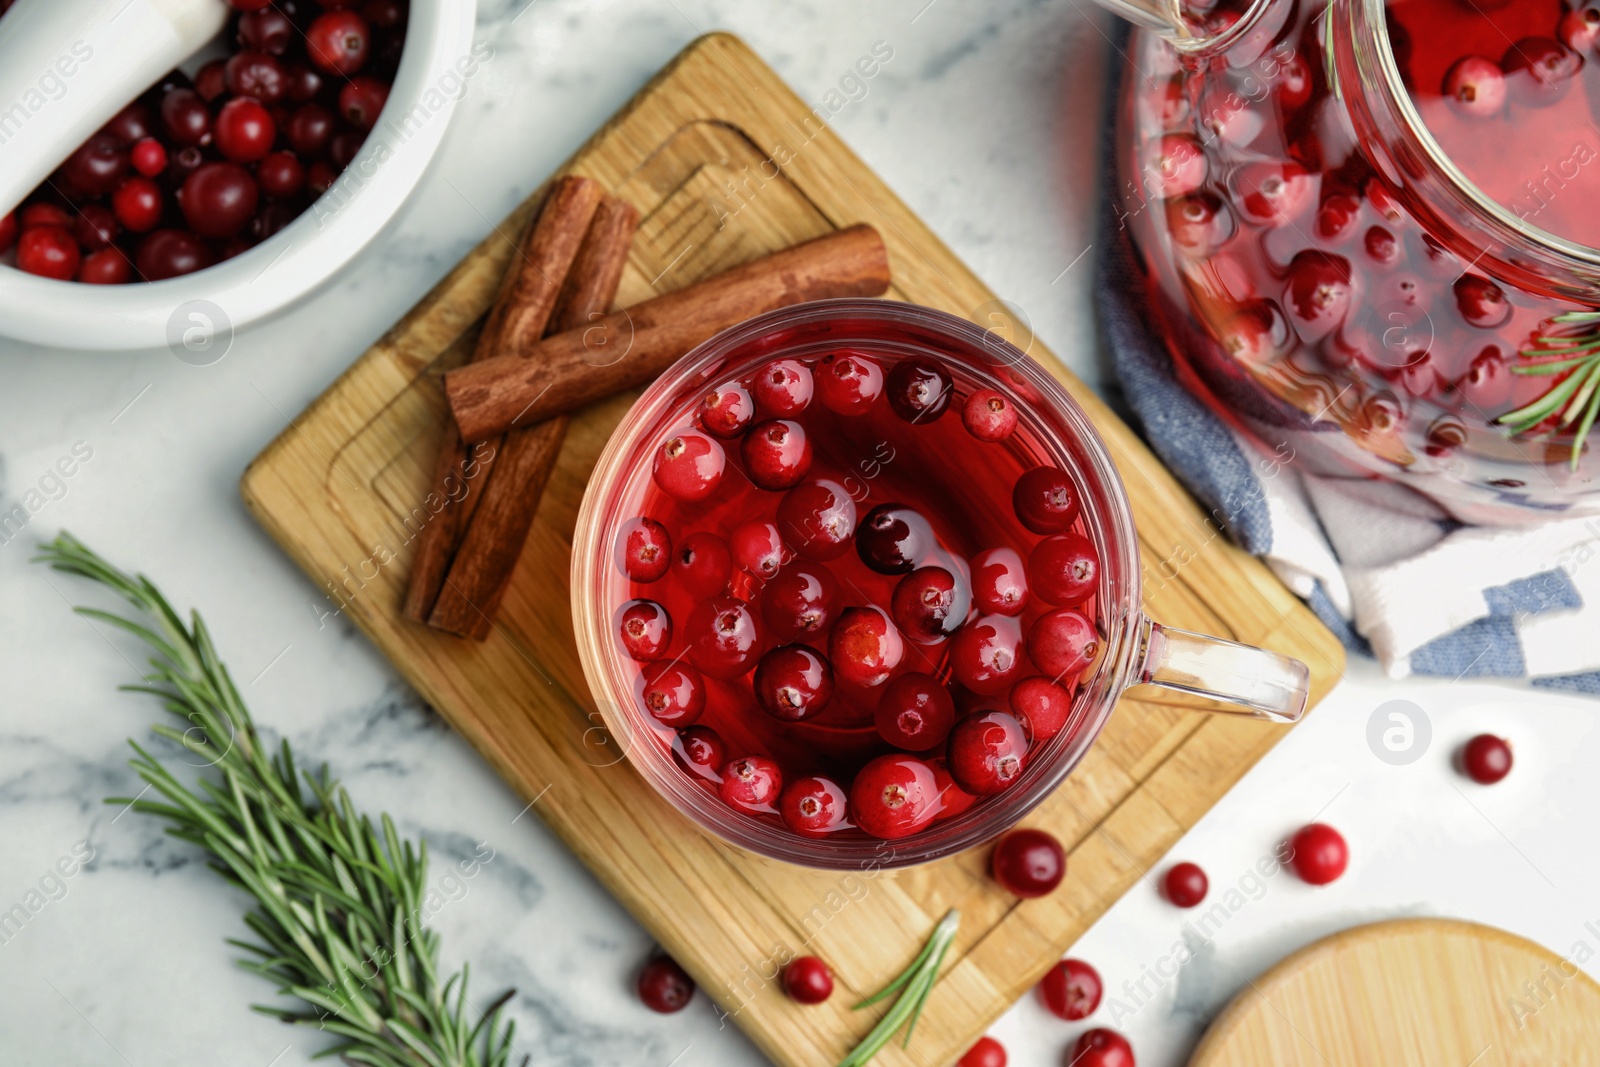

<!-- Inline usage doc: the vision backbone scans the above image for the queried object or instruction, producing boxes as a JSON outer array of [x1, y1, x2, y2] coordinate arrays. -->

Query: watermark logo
[[1366, 698, 1431, 765], [167, 299, 233, 366], [971, 298, 1034, 365]]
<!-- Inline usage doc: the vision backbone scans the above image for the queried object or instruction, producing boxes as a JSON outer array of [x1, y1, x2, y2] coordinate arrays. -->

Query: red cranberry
[[962, 388, 1018, 441], [228, 0, 274, 10], [829, 606, 904, 687], [730, 520, 788, 581], [1038, 958, 1101, 1021], [1072, 1028, 1135, 1067], [779, 776, 850, 837], [285, 65, 325, 104], [640, 662, 704, 728], [1218, 299, 1291, 366], [1166, 191, 1236, 254], [1164, 861, 1208, 907], [194, 59, 227, 102], [653, 429, 725, 502], [945, 710, 1027, 795], [760, 565, 837, 641], [618, 517, 672, 582], [216, 97, 277, 163], [685, 597, 761, 679], [78, 247, 133, 285], [257, 151, 306, 199], [699, 382, 755, 438], [239, 8, 295, 53], [754, 644, 834, 721], [363, 0, 407, 29], [306, 11, 371, 75], [1457, 346, 1512, 409], [61, 133, 129, 197], [672, 532, 732, 599], [719, 755, 782, 813], [950, 614, 1026, 694], [1315, 193, 1361, 242], [776, 478, 856, 560], [849, 754, 940, 839], [1029, 608, 1099, 682], [931, 760, 977, 820], [856, 504, 933, 574], [1443, 55, 1506, 118], [637, 956, 694, 1013], [1009, 677, 1073, 742], [1012, 466, 1081, 534], [751, 358, 813, 416], [20, 204, 72, 230], [1364, 226, 1399, 267], [875, 672, 955, 751], [160, 89, 212, 146], [970, 547, 1029, 615], [616, 599, 672, 661], [886, 357, 954, 423], [992, 827, 1065, 897], [329, 129, 366, 169], [111, 177, 163, 233], [165, 145, 205, 192], [288, 104, 336, 157], [1283, 251, 1353, 342], [891, 566, 967, 643], [130, 137, 167, 177], [339, 76, 390, 129], [136, 230, 213, 280], [224, 51, 288, 104], [782, 955, 834, 1004], [1145, 133, 1207, 197], [0, 212, 16, 254], [182, 162, 259, 239], [101, 102, 153, 145], [1029, 533, 1098, 606], [1288, 823, 1348, 885], [1234, 161, 1314, 226], [1276, 53, 1313, 109], [1461, 734, 1512, 784], [815, 350, 884, 415], [958, 1036, 1007, 1067], [73, 204, 118, 251], [15, 227, 81, 281], [741, 419, 812, 490], [673, 725, 725, 781], [1560, 7, 1600, 53], [1502, 38, 1581, 106], [1454, 274, 1511, 328]]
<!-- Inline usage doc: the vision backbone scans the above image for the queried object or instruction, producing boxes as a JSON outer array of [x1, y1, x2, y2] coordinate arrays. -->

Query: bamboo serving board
[[1189, 919, 1600, 1065], [241, 33, 1344, 1067]]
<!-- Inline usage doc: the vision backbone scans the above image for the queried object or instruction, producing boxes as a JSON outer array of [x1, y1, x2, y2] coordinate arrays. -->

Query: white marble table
[[3, 2, 1598, 1064]]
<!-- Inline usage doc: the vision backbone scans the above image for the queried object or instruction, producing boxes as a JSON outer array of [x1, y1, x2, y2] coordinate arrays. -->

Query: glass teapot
[[1107, 0, 1600, 524]]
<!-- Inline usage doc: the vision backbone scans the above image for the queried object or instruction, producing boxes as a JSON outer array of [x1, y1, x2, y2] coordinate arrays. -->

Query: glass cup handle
[[1135, 618, 1310, 723]]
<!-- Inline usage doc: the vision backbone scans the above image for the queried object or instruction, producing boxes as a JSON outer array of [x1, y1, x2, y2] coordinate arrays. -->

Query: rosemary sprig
[[837, 909, 960, 1067], [35, 533, 522, 1067], [1497, 310, 1600, 470]]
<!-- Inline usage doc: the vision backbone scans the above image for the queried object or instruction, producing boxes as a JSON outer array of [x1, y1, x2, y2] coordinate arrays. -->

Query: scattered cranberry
[[779, 776, 851, 837], [892, 566, 967, 643], [1461, 733, 1512, 783], [673, 725, 725, 781], [856, 504, 934, 574], [1288, 823, 1348, 885], [339, 77, 390, 129], [257, 151, 306, 199], [129, 137, 167, 177], [958, 1036, 1007, 1067], [15, 227, 81, 281], [699, 382, 755, 438], [1443, 55, 1507, 118], [1009, 677, 1073, 742], [782, 956, 835, 1004], [1454, 274, 1511, 328], [752, 358, 814, 416], [640, 662, 705, 728], [1163, 861, 1209, 907], [720, 755, 783, 813], [73, 205, 118, 251], [760, 565, 837, 642], [970, 547, 1029, 615], [815, 350, 884, 415], [1029, 608, 1099, 681], [754, 644, 834, 721], [136, 229, 212, 280], [1502, 38, 1581, 107], [886, 357, 954, 423], [617, 599, 672, 661], [111, 177, 163, 234], [777, 479, 856, 560], [1012, 467, 1081, 534], [653, 429, 725, 502], [306, 10, 372, 75], [962, 388, 1018, 441], [685, 597, 761, 679], [875, 673, 956, 751], [1038, 958, 1101, 1021], [1072, 1028, 1135, 1067], [951, 614, 1026, 694], [991, 827, 1065, 897], [741, 419, 812, 490], [672, 532, 732, 599], [1028, 534, 1098, 607], [849, 754, 940, 839], [829, 606, 905, 688], [946, 710, 1028, 795], [730, 520, 788, 581], [637, 956, 695, 1013]]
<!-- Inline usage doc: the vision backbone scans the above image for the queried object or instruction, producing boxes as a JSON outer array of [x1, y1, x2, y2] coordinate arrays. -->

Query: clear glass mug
[[571, 300, 1309, 869]]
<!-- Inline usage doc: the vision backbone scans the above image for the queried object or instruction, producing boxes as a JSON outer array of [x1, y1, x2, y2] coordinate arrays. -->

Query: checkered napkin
[[1094, 56, 1600, 695]]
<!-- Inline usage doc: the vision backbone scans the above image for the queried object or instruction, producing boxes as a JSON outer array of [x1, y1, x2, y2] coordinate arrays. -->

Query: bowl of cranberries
[[0, 0, 476, 350], [572, 299, 1311, 869]]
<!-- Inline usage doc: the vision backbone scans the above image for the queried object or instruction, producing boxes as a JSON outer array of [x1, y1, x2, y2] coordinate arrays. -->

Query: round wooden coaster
[[1189, 918, 1600, 1066]]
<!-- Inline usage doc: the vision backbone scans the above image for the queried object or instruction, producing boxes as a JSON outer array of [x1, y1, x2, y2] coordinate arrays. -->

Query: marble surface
[[3, 2, 1599, 1065]]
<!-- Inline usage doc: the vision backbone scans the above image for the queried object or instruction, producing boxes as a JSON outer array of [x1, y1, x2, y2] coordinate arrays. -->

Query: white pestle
[[0, 0, 228, 221]]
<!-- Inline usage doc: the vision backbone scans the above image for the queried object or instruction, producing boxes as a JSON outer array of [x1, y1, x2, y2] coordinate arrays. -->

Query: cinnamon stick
[[401, 175, 603, 622], [428, 196, 640, 639], [444, 224, 892, 444]]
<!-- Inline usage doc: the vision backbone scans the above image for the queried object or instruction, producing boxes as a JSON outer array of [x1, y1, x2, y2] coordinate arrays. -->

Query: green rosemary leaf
[[1570, 384, 1600, 471], [1512, 356, 1596, 375], [1561, 360, 1600, 426], [838, 909, 960, 1067]]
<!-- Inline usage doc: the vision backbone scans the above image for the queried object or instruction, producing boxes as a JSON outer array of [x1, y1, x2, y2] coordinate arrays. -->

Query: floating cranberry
[[617, 599, 672, 661], [1461, 733, 1512, 784], [637, 955, 695, 1013], [849, 754, 940, 839], [1009, 677, 1073, 742], [653, 428, 725, 502], [730, 520, 788, 581], [1502, 37, 1581, 107], [752, 358, 814, 416], [288, 104, 336, 157], [136, 229, 212, 280], [15, 227, 81, 281], [1146, 133, 1207, 197], [1038, 958, 1101, 1021], [815, 350, 884, 415], [1164, 861, 1209, 907], [1283, 251, 1353, 342], [741, 419, 812, 490], [1454, 274, 1511, 328], [306, 10, 371, 75], [673, 725, 725, 781], [672, 532, 732, 599], [720, 755, 782, 813], [1166, 191, 1236, 255], [685, 597, 761, 679], [182, 162, 260, 239], [779, 776, 850, 837], [782, 955, 835, 1004], [160, 88, 211, 146], [1560, 7, 1600, 54], [754, 644, 834, 721], [640, 662, 705, 728], [1012, 466, 1081, 534], [73, 205, 118, 251], [958, 1036, 1007, 1067], [931, 760, 977, 820], [1234, 161, 1314, 226], [1364, 226, 1399, 267], [61, 133, 129, 197], [1072, 1028, 1135, 1067], [111, 177, 163, 233], [239, 8, 295, 53], [0, 211, 17, 254], [875, 672, 955, 751], [886, 357, 954, 423], [699, 382, 755, 438], [962, 387, 1018, 441], [891, 566, 967, 644], [777, 478, 856, 560], [257, 151, 306, 199], [618, 516, 672, 582], [992, 827, 1065, 897], [1443, 55, 1506, 118], [1029, 608, 1099, 681], [216, 98, 277, 163], [969, 547, 1029, 616], [1456, 345, 1512, 409], [1315, 193, 1360, 242], [339, 76, 390, 129], [856, 504, 933, 574], [1029, 533, 1098, 606], [129, 137, 167, 177], [1288, 823, 1348, 885], [1276, 54, 1313, 110], [946, 710, 1028, 795], [78, 247, 134, 285], [760, 565, 837, 642], [829, 606, 904, 687], [951, 614, 1026, 694]]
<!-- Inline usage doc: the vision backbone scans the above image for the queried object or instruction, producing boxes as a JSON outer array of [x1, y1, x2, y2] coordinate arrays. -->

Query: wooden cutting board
[[241, 32, 1344, 1067], [1189, 919, 1600, 1065]]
